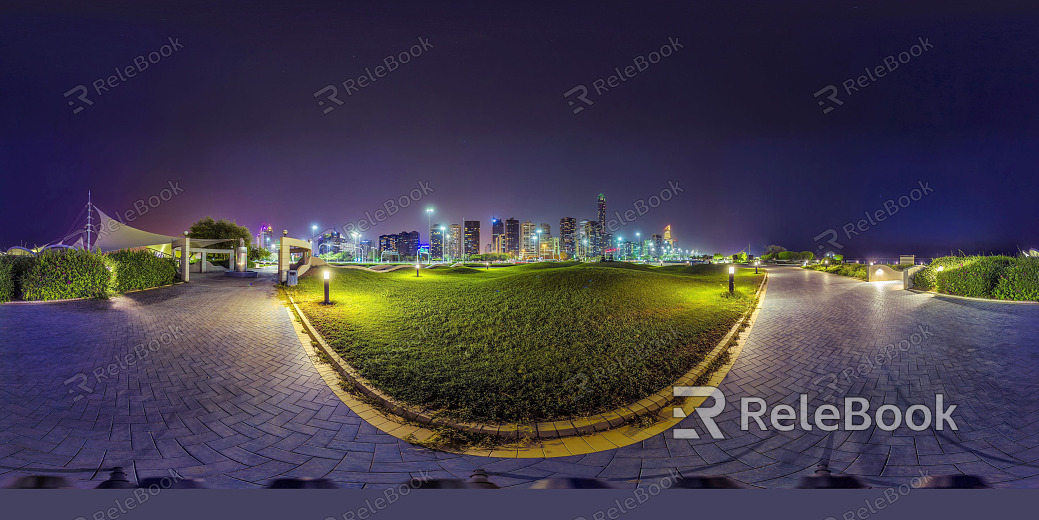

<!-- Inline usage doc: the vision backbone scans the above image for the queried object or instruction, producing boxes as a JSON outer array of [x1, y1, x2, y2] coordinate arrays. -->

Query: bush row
[[804, 262, 868, 280], [107, 249, 178, 292], [1, 248, 178, 302], [913, 255, 1039, 301], [761, 251, 814, 261]]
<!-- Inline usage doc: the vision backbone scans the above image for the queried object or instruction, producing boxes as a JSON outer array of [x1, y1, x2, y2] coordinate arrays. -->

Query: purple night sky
[[1, 1, 1037, 258]]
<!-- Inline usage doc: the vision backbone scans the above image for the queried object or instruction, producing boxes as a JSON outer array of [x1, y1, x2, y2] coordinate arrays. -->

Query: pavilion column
[[180, 236, 190, 282]]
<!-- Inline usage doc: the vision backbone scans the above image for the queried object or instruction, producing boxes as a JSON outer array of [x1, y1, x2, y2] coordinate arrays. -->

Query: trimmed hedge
[[805, 262, 868, 280], [913, 255, 1039, 301], [994, 257, 1039, 301], [21, 249, 111, 301], [107, 249, 177, 292], [0, 255, 37, 302]]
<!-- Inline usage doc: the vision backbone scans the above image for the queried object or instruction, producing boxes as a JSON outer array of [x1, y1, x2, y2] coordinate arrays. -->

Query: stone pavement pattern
[[1, 268, 1038, 488]]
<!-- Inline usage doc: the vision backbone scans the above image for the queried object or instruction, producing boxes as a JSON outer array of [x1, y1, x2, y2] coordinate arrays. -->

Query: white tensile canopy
[[92, 208, 179, 253]]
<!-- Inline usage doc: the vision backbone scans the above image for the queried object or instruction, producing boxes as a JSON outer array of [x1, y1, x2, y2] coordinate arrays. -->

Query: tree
[[762, 244, 786, 257], [187, 217, 255, 264]]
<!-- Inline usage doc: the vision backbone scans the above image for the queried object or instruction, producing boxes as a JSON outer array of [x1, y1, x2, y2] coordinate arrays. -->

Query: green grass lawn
[[288, 262, 763, 423]]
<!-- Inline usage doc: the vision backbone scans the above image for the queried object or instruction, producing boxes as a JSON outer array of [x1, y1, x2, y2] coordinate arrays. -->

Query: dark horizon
[[2, 1, 1037, 258]]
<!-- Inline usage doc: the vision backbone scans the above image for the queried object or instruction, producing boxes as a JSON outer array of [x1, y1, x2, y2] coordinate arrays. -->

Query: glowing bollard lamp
[[728, 265, 735, 294], [416, 263, 421, 277], [323, 269, 330, 304]]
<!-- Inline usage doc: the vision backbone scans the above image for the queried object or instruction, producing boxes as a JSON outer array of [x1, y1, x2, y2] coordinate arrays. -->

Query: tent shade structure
[[92, 208, 178, 253]]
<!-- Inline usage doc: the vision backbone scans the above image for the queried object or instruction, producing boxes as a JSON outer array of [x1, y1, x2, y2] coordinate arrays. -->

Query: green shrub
[[21, 249, 111, 301], [994, 257, 1039, 301], [0, 255, 37, 302], [107, 249, 177, 292], [914, 255, 1016, 297]]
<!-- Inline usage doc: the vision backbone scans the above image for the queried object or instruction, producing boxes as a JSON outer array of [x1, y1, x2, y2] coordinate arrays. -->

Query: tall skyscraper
[[651, 233, 663, 259], [578, 219, 594, 257], [505, 218, 520, 256], [663, 225, 672, 241], [491, 218, 505, 254], [448, 224, 462, 259], [597, 193, 606, 235], [430, 224, 444, 258], [559, 217, 576, 258], [537, 223, 551, 237], [520, 220, 536, 257], [463, 220, 480, 256]]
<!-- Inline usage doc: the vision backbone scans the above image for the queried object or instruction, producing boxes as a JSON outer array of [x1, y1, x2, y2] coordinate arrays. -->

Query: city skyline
[[2, 2, 1036, 258]]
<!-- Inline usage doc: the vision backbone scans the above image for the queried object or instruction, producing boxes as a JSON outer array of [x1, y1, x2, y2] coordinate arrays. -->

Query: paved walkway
[[1, 268, 1038, 488]]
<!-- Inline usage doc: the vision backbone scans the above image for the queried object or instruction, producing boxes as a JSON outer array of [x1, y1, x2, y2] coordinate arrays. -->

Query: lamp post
[[635, 232, 641, 260], [415, 263, 421, 277], [323, 269, 330, 304], [728, 265, 735, 294], [755, 260, 760, 274]]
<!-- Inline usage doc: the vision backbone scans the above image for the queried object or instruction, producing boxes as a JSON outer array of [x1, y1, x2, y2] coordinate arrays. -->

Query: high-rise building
[[378, 231, 419, 260], [505, 218, 519, 256], [491, 218, 505, 254], [448, 224, 462, 259], [597, 193, 606, 236], [651, 233, 663, 259], [359, 239, 372, 262], [520, 220, 536, 258], [463, 220, 480, 257], [663, 225, 672, 242], [587, 220, 601, 255], [559, 217, 576, 258], [537, 223, 551, 237], [430, 224, 444, 259], [578, 219, 594, 257]]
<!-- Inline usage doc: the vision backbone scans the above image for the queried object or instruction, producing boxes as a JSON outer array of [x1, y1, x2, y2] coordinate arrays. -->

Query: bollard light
[[755, 260, 759, 274], [323, 269, 330, 304], [416, 263, 421, 277], [485, 262, 489, 269], [937, 265, 944, 272], [728, 265, 735, 294]]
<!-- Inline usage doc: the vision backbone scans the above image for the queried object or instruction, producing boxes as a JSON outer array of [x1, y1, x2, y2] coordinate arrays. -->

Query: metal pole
[[323, 271, 330, 304]]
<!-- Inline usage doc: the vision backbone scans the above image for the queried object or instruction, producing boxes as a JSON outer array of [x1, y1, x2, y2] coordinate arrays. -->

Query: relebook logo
[[672, 387, 957, 439]]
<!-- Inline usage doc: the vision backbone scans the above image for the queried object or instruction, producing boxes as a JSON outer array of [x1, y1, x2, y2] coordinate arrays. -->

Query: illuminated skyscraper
[[491, 218, 505, 254], [559, 217, 576, 258], [448, 224, 462, 259], [430, 224, 444, 258], [597, 193, 606, 235], [505, 218, 519, 255], [520, 220, 536, 257], [463, 220, 480, 257]]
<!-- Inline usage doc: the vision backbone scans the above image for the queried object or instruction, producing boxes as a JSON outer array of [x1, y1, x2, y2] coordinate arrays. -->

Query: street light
[[323, 269, 330, 304], [728, 265, 735, 294]]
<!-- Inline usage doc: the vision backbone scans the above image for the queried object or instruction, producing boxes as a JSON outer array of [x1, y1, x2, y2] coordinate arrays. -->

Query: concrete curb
[[906, 288, 1039, 305], [286, 270, 769, 440]]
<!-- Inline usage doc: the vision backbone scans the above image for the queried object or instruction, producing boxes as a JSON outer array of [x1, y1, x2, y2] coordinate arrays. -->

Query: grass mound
[[290, 263, 763, 422]]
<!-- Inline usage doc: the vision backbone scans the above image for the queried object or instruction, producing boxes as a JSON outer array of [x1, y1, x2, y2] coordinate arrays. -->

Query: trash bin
[[287, 269, 298, 286]]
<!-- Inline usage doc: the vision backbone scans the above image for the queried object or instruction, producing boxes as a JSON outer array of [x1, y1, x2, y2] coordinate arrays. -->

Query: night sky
[[2, 1, 1037, 258]]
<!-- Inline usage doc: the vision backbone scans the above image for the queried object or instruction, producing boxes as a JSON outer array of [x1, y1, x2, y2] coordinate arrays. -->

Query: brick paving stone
[[3, 268, 1038, 488]]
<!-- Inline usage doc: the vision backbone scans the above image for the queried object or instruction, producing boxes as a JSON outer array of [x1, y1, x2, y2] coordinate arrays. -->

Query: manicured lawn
[[288, 262, 763, 423]]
